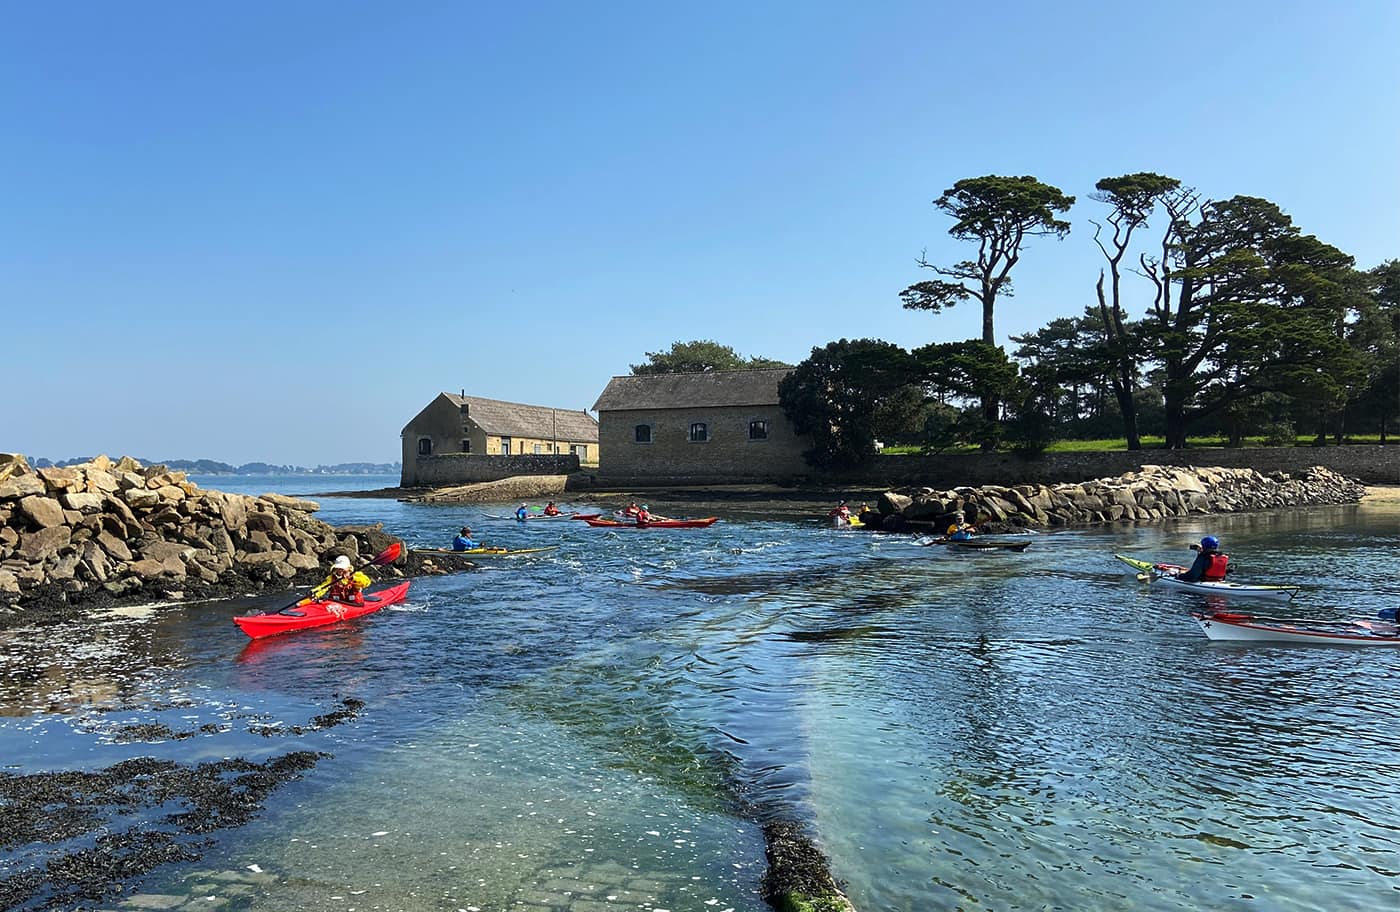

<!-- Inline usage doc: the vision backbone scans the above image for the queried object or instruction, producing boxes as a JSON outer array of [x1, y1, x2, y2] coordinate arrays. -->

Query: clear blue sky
[[4, 1, 1397, 465]]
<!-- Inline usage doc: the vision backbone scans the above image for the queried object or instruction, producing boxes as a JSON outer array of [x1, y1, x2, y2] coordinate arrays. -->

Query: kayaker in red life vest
[[623, 502, 641, 518], [1179, 536, 1229, 582], [828, 501, 852, 526], [542, 502, 562, 516], [320, 555, 371, 604]]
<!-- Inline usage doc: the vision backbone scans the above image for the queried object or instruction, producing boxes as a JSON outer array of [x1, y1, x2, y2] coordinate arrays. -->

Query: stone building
[[400, 393, 599, 487], [591, 369, 809, 483]]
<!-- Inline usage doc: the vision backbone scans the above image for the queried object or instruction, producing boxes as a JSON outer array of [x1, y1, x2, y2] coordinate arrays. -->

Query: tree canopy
[[778, 339, 922, 469], [900, 174, 1075, 345], [629, 340, 791, 375]]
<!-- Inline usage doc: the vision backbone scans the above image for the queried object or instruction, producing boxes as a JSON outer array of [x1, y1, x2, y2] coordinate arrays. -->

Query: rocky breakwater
[[0, 453, 410, 619], [867, 464, 1366, 532]]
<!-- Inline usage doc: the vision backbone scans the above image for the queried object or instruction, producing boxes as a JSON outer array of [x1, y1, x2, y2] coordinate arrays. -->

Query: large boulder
[[61, 491, 105, 513], [18, 526, 72, 563], [18, 495, 65, 528]]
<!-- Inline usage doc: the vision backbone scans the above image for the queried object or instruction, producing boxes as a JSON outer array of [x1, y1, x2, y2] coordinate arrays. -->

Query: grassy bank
[[882, 435, 1393, 456]]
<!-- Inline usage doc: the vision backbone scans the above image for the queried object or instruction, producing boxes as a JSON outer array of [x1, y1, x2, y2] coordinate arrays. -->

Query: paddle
[[272, 543, 402, 614]]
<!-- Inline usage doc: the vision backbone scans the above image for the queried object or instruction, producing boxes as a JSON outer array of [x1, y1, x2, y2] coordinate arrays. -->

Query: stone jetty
[[0, 453, 411, 615], [867, 464, 1366, 531]]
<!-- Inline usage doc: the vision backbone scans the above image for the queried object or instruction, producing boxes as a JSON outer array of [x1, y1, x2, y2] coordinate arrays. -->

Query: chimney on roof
[[461, 389, 465, 397]]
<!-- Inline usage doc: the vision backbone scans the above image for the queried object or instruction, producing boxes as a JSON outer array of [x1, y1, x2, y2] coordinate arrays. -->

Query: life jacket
[[1201, 552, 1229, 581], [327, 577, 363, 603], [543, 506, 560, 516]]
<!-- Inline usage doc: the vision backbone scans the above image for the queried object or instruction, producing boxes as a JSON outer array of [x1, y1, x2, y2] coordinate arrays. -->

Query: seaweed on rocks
[[760, 820, 857, 912], [0, 751, 325, 911]]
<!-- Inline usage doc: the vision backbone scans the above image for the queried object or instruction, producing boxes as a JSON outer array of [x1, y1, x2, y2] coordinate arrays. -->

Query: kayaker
[[319, 555, 370, 605], [946, 521, 976, 542], [637, 503, 654, 522], [515, 503, 531, 521], [451, 527, 478, 551], [828, 501, 852, 526], [543, 501, 562, 516], [1179, 536, 1229, 582], [623, 501, 641, 517]]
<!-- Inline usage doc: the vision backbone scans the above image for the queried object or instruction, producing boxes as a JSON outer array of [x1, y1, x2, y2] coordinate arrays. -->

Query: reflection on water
[[2, 487, 1399, 910]]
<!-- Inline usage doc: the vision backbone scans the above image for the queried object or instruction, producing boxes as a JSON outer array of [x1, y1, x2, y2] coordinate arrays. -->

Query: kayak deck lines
[[1193, 611, 1400, 645]]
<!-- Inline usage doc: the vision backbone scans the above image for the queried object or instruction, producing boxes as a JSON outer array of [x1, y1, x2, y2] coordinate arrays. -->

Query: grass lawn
[[881, 435, 1389, 455]]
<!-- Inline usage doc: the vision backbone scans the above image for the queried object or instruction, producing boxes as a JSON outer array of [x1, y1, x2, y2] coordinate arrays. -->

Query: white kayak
[[1115, 554, 1300, 601], [1192, 612, 1400, 646]]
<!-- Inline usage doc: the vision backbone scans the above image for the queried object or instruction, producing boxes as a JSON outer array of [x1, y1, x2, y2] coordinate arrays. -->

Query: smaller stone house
[[401, 393, 599, 487], [591, 369, 809, 483]]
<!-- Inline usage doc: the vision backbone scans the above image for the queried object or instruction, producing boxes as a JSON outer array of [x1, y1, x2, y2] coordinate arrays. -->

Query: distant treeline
[[27, 457, 401, 475]]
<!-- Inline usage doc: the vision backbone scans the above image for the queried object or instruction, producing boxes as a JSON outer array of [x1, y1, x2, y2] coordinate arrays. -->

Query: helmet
[[1200, 536, 1219, 550], [641, 504, 649, 510], [332, 555, 352, 571]]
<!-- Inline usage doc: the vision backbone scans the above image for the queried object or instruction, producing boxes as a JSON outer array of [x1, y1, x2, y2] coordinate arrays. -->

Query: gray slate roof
[[592, 368, 793, 411], [444, 394, 599, 442]]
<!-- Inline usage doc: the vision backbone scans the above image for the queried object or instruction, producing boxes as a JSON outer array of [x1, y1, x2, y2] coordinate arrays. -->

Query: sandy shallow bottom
[[1362, 485, 1400, 504]]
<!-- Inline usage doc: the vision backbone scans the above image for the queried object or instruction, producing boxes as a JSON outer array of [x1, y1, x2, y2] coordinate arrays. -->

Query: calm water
[[2, 476, 1399, 911]]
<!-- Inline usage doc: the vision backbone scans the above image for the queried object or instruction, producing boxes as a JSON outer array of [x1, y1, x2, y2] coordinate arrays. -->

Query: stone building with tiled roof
[[400, 393, 598, 487], [591, 368, 809, 483]]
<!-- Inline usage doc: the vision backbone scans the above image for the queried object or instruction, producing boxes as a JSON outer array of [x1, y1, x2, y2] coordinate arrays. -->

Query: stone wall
[[866, 464, 1367, 533], [0, 454, 405, 610], [839, 445, 1400, 488], [407, 453, 581, 487], [597, 405, 808, 483]]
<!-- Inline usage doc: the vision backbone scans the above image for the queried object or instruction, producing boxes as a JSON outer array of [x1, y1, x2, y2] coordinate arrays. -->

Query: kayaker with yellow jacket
[[1179, 536, 1229, 582], [318, 555, 371, 604]]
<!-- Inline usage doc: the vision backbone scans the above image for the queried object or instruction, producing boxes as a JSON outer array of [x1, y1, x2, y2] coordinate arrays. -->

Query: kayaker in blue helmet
[[451, 527, 478, 551], [319, 554, 370, 604], [1179, 536, 1229, 582]]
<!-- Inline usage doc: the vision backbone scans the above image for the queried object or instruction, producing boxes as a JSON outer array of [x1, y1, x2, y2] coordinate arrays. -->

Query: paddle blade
[[371, 542, 403, 566]]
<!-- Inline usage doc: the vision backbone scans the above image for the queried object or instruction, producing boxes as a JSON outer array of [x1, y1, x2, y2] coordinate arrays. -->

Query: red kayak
[[233, 581, 412, 639], [582, 517, 719, 529]]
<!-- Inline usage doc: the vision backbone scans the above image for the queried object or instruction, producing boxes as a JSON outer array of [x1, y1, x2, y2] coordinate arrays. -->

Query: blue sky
[[4, 1, 1397, 465]]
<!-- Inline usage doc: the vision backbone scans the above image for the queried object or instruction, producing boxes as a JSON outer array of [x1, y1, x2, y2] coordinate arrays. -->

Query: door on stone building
[[499, 436, 512, 455]]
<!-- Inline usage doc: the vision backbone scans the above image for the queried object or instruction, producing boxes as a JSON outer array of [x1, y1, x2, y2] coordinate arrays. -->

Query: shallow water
[[2, 477, 1398, 910]]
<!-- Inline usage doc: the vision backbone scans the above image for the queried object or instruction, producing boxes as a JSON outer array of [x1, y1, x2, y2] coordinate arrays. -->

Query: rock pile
[[0, 454, 406, 611], [868, 464, 1366, 532]]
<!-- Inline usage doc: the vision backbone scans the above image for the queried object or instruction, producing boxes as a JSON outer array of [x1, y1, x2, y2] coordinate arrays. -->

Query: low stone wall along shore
[[867, 464, 1366, 531], [0, 453, 410, 617]]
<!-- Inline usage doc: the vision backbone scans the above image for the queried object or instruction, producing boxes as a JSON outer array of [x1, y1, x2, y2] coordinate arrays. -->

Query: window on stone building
[[533, 444, 544, 454], [571, 444, 588, 458], [634, 424, 652, 444], [689, 422, 709, 442], [748, 419, 769, 441], [418, 438, 432, 456]]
